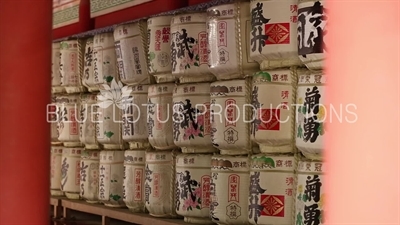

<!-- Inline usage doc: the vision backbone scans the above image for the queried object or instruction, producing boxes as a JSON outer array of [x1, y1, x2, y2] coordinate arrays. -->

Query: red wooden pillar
[[0, 1, 52, 224]]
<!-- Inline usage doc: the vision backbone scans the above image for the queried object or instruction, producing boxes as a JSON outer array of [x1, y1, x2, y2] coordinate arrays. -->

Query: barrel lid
[[148, 83, 176, 97], [114, 21, 143, 41], [60, 40, 79, 50], [99, 150, 125, 163], [62, 147, 84, 156], [173, 83, 210, 96], [148, 15, 174, 27], [250, 154, 295, 172], [176, 154, 212, 168], [93, 32, 115, 48], [81, 150, 100, 160], [210, 79, 249, 97], [298, 70, 326, 85], [211, 155, 249, 172], [297, 158, 325, 173], [146, 150, 174, 163], [171, 12, 207, 25], [124, 150, 146, 164]]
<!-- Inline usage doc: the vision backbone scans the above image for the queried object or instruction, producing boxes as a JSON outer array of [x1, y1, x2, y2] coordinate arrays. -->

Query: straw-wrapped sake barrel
[[52, 42, 64, 93], [210, 156, 250, 224], [145, 150, 178, 218], [148, 15, 176, 83], [99, 151, 126, 207], [147, 84, 177, 150], [249, 0, 303, 70], [123, 150, 146, 212], [61, 147, 83, 199], [249, 154, 295, 225], [91, 33, 120, 91], [172, 83, 216, 154], [210, 79, 254, 155], [122, 85, 150, 150], [56, 95, 82, 147], [175, 154, 213, 224], [207, 2, 259, 80], [170, 13, 215, 83], [297, 0, 327, 70], [251, 69, 299, 153], [82, 38, 97, 92], [50, 95, 62, 145], [80, 150, 100, 203], [295, 71, 326, 160], [95, 86, 128, 150], [50, 146, 64, 196], [80, 93, 101, 149], [114, 21, 151, 85], [59, 40, 87, 93], [295, 159, 325, 225]]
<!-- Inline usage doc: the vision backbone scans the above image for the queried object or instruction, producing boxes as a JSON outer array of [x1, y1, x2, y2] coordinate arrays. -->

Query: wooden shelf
[[53, 197, 191, 225]]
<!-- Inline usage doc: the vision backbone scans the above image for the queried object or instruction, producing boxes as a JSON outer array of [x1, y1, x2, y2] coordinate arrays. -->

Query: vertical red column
[[0, 1, 52, 224]]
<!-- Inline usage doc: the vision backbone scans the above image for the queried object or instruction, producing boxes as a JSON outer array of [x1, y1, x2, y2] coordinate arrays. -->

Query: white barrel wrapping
[[147, 84, 177, 150], [175, 154, 213, 224], [92, 33, 119, 90], [95, 85, 127, 150], [80, 150, 100, 203], [210, 156, 250, 224], [249, 0, 302, 70], [123, 150, 146, 212], [50, 146, 64, 196], [52, 42, 64, 93], [170, 13, 215, 83], [114, 21, 150, 85], [148, 16, 176, 83], [59, 40, 87, 93], [172, 83, 216, 153], [56, 95, 82, 147], [50, 95, 61, 145], [99, 150, 126, 207], [82, 38, 97, 92], [297, 0, 327, 70], [145, 151, 178, 218], [207, 2, 259, 80], [61, 147, 83, 199], [295, 160, 325, 225], [249, 154, 295, 225], [251, 69, 299, 153], [210, 79, 253, 155], [122, 85, 150, 150], [295, 71, 326, 160], [79, 93, 100, 149]]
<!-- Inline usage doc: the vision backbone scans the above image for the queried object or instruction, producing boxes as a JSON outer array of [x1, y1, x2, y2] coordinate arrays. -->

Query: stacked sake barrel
[[247, 0, 326, 224], [205, 2, 258, 225], [50, 40, 86, 200]]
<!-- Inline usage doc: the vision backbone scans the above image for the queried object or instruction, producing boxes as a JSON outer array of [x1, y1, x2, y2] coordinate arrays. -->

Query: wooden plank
[[61, 199, 190, 225]]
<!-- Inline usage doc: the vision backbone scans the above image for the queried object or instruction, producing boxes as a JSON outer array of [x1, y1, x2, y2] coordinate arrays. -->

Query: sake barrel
[[148, 16, 176, 83], [80, 93, 101, 150], [96, 83, 128, 150], [61, 147, 83, 199], [147, 84, 177, 150], [295, 159, 325, 225], [207, 2, 259, 80], [99, 150, 126, 207], [80, 150, 100, 203], [249, 0, 303, 70], [172, 83, 216, 153], [210, 79, 253, 155], [175, 154, 213, 224], [295, 71, 326, 160], [114, 21, 151, 85], [59, 40, 87, 93], [50, 146, 64, 196], [210, 155, 250, 224], [50, 95, 62, 145], [170, 13, 215, 83], [92, 33, 119, 90], [145, 150, 178, 218], [249, 154, 295, 225], [56, 95, 82, 147], [251, 69, 299, 153], [52, 42, 64, 93], [82, 38, 97, 92], [123, 150, 146, 212], [122, 85, 150, 150], [297, 0, 327, 70]]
